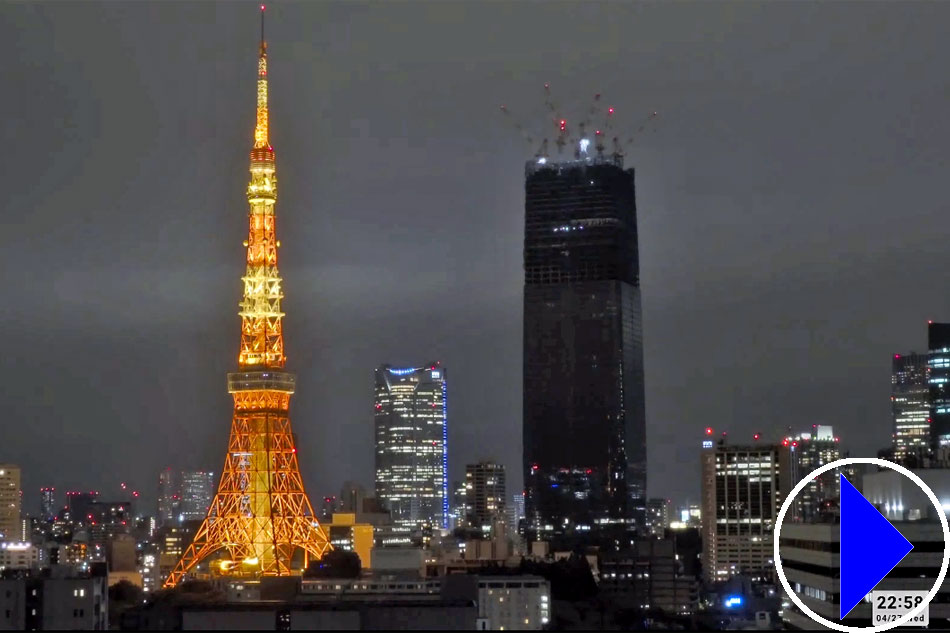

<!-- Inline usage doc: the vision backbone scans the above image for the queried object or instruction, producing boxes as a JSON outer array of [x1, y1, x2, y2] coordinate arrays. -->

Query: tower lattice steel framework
[[164, 8, 331, 588]]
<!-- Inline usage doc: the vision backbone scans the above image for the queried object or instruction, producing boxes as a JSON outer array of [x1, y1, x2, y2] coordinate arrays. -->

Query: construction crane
[[610, 110, 659, 159], [499, 83, 659, 162], [499, 104, 549, 160], [544, 83, 572, 156]]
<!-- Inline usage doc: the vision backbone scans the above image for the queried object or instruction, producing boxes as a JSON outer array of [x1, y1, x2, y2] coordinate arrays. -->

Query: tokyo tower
[[164, 7, 331, 588]]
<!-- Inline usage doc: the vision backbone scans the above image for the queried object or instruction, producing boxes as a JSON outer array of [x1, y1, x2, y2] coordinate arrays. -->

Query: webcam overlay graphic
[[774, 458, 950, 633]]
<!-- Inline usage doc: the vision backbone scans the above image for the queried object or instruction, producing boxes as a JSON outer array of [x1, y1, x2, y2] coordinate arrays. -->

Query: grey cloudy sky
[[2, 1, 949, 512]]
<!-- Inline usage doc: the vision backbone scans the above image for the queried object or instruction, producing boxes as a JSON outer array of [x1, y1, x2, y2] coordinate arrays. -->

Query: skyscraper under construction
[[522, 151, 647, 541]]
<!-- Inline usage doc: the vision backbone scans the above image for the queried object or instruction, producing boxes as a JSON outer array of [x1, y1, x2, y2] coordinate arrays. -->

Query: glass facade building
[[787, 425, 842, 522], [464, 461, 507, 530], [522, 155, 647, 538], [892, 352, 930, 461], [156, 468, 178, 528], [374, 363, 447, 529], [0, 465, 21, 542], [39, 487, 55, 521], [930, 323, 950, 449], [179, 471, 215, 522]]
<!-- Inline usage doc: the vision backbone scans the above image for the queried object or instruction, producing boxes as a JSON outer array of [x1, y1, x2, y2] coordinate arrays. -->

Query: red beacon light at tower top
[[705, 427, 713, 436]]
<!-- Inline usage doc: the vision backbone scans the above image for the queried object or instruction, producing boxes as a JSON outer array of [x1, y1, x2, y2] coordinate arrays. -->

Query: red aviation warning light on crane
[[499, 82, 659, 162]]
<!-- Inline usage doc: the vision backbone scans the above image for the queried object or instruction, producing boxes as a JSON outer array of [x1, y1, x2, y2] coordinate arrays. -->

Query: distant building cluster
[[15, 9, 950, 633], [155, 468, 214, 527], [698, 424, 846, 585], [892, 322, 950, 462]]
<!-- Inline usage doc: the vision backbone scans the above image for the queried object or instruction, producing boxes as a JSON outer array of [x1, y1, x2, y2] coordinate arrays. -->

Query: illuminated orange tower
[[164, 6, 330, 588]]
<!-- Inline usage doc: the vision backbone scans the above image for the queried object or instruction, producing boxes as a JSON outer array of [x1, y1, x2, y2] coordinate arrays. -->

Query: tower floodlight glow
[[163, 11, 330, 588]]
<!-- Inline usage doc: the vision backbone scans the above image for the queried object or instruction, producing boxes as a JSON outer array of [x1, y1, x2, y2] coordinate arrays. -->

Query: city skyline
[[4, 2, 950, 511]]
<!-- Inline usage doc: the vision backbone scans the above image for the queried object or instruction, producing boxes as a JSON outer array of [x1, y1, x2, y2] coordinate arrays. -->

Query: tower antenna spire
[[260, 4, 266, 55], [254, 5, 269, 148]]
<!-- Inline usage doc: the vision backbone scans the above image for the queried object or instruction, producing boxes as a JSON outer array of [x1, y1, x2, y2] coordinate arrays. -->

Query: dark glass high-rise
[[929, 322, 950, 449], [522, 153, 647, 542]]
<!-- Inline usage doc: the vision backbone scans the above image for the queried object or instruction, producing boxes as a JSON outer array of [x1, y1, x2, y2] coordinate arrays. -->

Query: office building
[[701, 440, 791, 582], [450, 481, 468, 529], [47, 542, 88, 568], [87, 500, 132, 546], [318, 495, 341, 523], [125, 576, 494, 630], [780, 521, 949, 629], [374, 363, 448, 529], [179, 471, 215, 522], [892, 352, 931, 462], [476, 576, 551, 630], [177, 602, 473, 631], [522, 154, 647, 538], [296, 576, 551, 631], [0, 542, 39, 570], [787, 426, 842, 522], [108, 534, 144, 588], [39, 487, 56, 521], [308, 575, 550, 630], [930, 322, 950, 449], [139, 551, 160, 594], [0, 465, 20, 542], [601, 539, 699, 615], [0, 565, 109, 630], [465, 461, 506, 530], [674, 505, 701, 529], [108, 533, 137, 573], [325, 513, 374, 569], [646, 498, 672, 537], [156, 522, 199, 582], [863, 467, 950, 521], [156, 468, 178, 527], [64, 491, 99, 522], [339, 481, 367, 514], [507, 493, 525, 536]]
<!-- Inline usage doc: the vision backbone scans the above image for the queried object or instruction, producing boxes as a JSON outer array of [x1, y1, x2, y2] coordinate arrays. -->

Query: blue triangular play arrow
[[840, 474, 914, 619]]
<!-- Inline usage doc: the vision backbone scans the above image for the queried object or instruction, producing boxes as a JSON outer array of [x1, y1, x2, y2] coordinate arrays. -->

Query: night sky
[[3, 1, 950, 514]]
